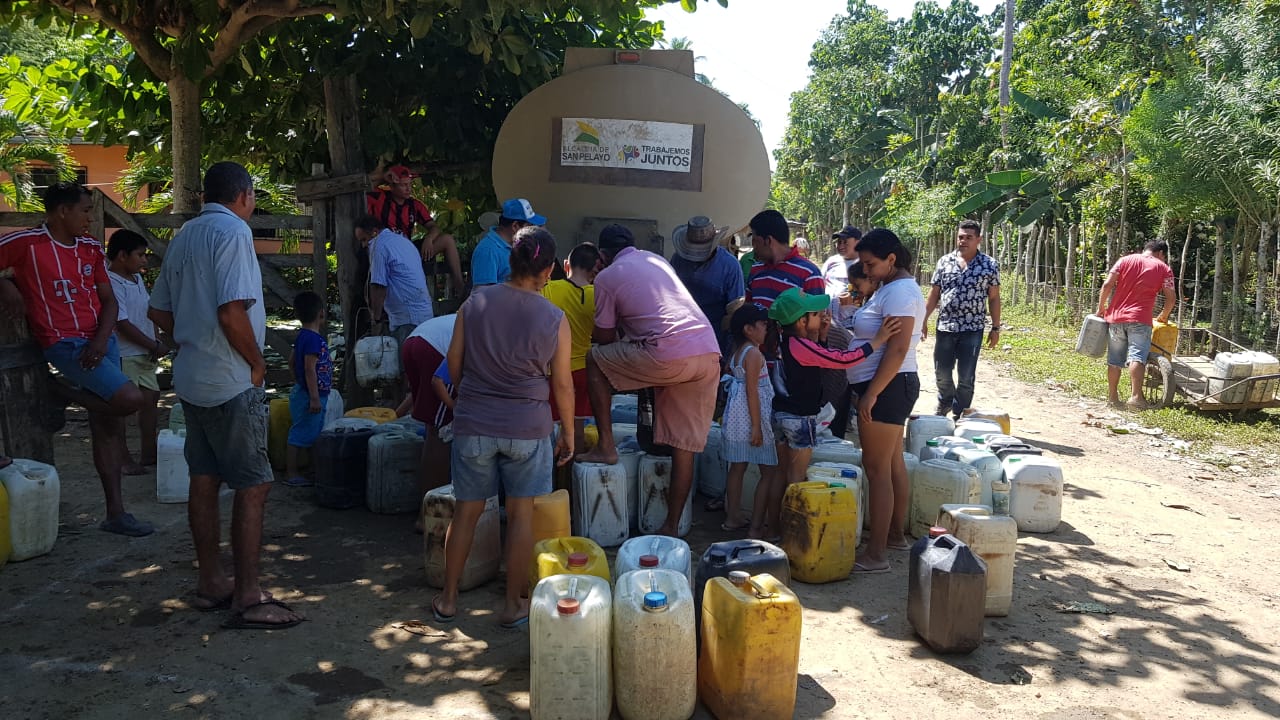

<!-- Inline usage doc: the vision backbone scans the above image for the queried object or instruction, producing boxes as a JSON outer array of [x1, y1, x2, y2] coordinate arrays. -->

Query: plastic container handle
[[731, 544, 765, 559], [748, 578, 776, 599], [934, 535, 959, 550]]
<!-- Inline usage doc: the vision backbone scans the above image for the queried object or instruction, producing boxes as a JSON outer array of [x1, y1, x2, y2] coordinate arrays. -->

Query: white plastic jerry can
[[571, 461, 629, 548], [156, 429, 190, 503], [638, 455, 692, 537], [0, 458, 60, 561], [530, 574, 613, 720]]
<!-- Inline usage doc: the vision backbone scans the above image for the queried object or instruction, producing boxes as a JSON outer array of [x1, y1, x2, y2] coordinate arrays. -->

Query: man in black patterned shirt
[[923, 220, 1001, 419]]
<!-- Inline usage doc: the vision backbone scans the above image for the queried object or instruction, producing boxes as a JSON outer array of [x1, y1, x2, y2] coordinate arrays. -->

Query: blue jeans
[[934, 330, 983, 416]]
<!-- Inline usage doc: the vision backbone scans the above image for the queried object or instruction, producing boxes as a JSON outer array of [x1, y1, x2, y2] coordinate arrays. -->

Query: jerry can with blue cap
[[613, 568, 696, 720]]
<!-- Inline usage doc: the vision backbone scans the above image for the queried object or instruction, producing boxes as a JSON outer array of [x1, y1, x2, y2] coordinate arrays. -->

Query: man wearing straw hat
[[670, 215, 744, 353]]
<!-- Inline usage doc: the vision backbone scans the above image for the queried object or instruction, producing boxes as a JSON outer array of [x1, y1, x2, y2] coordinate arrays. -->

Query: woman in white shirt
[[847, 229, 925, 573]]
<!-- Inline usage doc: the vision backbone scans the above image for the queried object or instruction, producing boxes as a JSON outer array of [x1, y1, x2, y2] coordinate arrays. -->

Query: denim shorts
[[43, 335, 130, 401], [451, 433, 553, 502], [1107, 322, 1153, 367], [183, 386, 273, 490], [772, 411, 819, 450], [852, 372, 922, 427], [287, 384, 329, 449]]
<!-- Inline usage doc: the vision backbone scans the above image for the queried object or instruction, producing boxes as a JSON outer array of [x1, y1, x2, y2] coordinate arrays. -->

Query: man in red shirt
[[366, 165, 464, 292], [0, 182, 151, 536], [744, 209, 825, 309], [1097, 239, 1177, 410]]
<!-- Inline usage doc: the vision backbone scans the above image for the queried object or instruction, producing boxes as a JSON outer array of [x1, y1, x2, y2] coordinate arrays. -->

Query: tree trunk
[[1177, 221, 1193, 327], [1231, 222, 1241, 342], [1256, 220, 1270, 315], [323, 75, 373, 407], [0, 311, 63, 464], [1191, 251, 1201, 328], [998, 0, 1015, 151], [168, 73, 203, 214], [1104, 224, 1117, 272], [1119, 141, 1130, 252], [1065, 222, 1079, 320], [1211, 220, 1225, 338]]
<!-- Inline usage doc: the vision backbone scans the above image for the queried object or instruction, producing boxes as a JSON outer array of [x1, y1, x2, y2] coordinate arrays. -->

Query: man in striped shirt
[[744, 209, 824, 309], [0, 182, 152, 536]]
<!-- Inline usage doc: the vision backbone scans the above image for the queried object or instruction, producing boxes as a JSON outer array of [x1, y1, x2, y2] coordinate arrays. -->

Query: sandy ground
[[3, 344, 1280, 720]]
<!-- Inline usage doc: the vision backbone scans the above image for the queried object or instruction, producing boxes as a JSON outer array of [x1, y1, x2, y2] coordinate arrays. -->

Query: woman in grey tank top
[[433, 227, 574, 628]]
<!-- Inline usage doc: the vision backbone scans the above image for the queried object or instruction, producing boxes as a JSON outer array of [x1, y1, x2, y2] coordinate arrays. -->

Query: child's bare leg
[[724, 462, 747, 528]]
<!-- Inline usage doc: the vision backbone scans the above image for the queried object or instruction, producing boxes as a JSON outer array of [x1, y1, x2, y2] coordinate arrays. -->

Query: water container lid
[[973, 436, 986, 444], [639, 554, 659, 568], [929, 526, 948, 538], [1008, 456, 1023, 463], [643, 591, 668, 611], [926, 439, 940, 447], [557, 597, 580, 615], [567, 552, 589, 568], [839, 468, 855, 478], [728, 570, 750, 585], [829, 482, 846, 488]]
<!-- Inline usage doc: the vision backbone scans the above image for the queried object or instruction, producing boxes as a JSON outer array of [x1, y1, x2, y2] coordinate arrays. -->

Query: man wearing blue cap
[[472, 199, 547, 287]]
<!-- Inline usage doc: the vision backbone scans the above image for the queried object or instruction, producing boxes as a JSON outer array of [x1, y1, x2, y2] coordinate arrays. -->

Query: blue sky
[[645, 0, 1002, 161]]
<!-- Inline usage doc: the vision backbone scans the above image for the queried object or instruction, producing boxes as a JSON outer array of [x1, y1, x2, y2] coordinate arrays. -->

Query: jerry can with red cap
[[530, 573, 612, 720]]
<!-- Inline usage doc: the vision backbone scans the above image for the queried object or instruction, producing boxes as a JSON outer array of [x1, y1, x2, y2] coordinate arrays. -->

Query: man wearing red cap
[[366, 165, 464, 291]]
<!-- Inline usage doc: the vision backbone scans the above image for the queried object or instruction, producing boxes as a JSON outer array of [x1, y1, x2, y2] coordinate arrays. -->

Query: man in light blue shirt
[[471, 198, 547, 286], [355, 214, 433, 343], [149, 161, 304, 630]]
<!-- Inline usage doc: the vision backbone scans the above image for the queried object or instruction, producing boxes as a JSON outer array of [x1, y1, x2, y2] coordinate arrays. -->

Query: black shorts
[[852, 372, 921, 427]]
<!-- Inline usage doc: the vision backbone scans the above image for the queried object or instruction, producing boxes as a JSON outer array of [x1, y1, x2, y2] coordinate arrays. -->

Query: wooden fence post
[[324, 74, 373, 406]]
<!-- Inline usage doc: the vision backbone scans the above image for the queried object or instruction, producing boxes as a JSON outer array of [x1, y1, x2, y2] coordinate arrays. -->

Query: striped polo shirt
[[745, 246, 825, 309]]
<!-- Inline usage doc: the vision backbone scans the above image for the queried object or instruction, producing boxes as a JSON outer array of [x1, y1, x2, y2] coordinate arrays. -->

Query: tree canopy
[[1, 0, 717, 211]]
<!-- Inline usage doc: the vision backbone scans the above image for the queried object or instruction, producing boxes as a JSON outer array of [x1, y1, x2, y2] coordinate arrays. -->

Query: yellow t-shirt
[[541, 278, 595, 371]]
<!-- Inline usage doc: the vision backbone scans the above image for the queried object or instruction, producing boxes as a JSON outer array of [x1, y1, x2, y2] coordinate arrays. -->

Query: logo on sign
[[573, 120, 601, 146], [618, 145, 641, 163]]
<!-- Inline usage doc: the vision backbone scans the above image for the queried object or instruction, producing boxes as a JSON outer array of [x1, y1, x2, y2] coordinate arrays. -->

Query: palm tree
[[0, 110, 72, 211]]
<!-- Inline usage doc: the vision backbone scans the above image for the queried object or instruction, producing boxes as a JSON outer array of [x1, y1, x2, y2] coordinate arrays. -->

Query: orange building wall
[[0, 143, 133, 212]]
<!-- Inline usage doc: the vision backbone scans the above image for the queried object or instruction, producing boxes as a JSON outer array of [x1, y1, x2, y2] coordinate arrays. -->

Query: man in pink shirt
[[1096, 239, 1176, 410], [579, 224, 720, 537]]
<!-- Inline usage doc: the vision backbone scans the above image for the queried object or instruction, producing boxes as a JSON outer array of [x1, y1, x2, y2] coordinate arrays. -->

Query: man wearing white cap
[[670, 215, 743, 352], [471, 198, 547, 287]]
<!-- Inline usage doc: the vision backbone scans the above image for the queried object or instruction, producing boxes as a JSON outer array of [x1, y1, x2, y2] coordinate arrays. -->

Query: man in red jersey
[[366, 165, 464, 291], [0, 182, 151, 536]]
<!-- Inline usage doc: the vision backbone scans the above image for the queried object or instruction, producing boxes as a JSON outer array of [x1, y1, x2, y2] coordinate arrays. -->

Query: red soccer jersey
[[0, 226, 108, 348], [366, 190, 433, 238]]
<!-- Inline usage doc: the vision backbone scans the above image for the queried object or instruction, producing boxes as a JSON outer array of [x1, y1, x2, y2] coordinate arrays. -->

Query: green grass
[[995, 302, 1280, 456]]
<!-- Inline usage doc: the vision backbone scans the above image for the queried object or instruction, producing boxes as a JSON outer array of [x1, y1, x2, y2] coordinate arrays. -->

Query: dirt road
[[3, 346, 1279, 719]]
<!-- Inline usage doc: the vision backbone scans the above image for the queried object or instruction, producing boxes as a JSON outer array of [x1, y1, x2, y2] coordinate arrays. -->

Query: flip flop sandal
[[282, 476, 314, 488], [720, 522, 750, 532], [500, 615, 529, 629], [431, 595, 455, 624], [852, 561, 891, 575], [222, 599, 304, 630], [190, 592, 233, 612], [704, 497, 726, 511]]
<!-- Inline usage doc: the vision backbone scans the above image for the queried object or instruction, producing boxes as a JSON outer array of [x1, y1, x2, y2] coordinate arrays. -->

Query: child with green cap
[[760, 287, 901, 537]]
